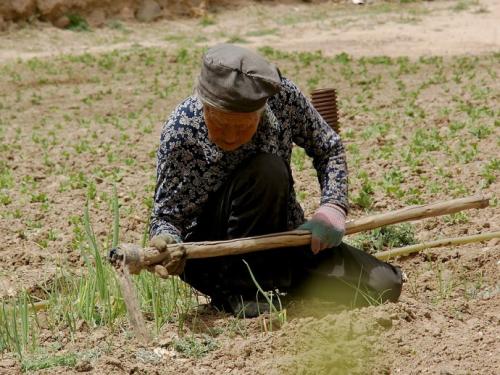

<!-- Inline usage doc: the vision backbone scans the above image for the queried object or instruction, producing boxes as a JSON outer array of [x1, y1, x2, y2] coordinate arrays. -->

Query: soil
[[0, 0, 499, 374]]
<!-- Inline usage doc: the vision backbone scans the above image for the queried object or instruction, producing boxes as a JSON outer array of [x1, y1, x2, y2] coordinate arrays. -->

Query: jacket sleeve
[[149, 113, 187, 242], [280, 78, 349, 213]]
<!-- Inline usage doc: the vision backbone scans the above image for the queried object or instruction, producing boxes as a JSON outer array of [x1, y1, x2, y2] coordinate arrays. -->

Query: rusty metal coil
[[310, 88, 339, 133]]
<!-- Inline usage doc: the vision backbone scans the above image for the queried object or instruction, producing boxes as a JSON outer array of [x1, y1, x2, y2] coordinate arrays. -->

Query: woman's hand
[[149, 233, 186, 277], [299, 204, 346, 254]]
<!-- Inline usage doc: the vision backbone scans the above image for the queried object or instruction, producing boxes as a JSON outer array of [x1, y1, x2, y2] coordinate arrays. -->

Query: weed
[[297, 190, 307, 202], [0, 163, 14, 189], [199, 15, 216, 27], [30, 192, 48, 203], [21, 353, 77, 372], [469, 124, 492, 139], [0, 192, 12, 205], [242, 260, 287, 331], [453, 142, 477, 164], [480, 158, 499, 187], [291, 147, 307, 171], [226, 35, 249, 44], [0, 292, 38, 357], [107, 20, 129, 32], [452, 0, 479, 12], [246, 28, 278, 37], [352, 171, 374, 210], [380, 168, 405, 198], [173, 334, 218, 358], [433, 265, 456, 302], [349, 223, 416, 254], [443, 212, 469, 225], [67, 14, 91, 32], [334, 52, 351, 64]]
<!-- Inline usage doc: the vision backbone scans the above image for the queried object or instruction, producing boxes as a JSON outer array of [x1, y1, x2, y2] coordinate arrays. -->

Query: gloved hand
[[298, 204, 346, 254], [149, 233, 186, 278]]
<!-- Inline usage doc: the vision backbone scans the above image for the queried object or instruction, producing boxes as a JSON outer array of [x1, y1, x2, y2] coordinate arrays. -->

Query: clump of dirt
[[116, 267, 152, 344]]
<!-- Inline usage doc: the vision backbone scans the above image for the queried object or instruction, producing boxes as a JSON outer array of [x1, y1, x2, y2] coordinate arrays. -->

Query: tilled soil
[[0, 1, 499, 374]]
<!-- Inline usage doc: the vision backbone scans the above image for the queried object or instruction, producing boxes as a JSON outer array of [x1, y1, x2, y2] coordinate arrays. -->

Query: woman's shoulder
[[159, 96, 206, 150], [167, 96, 204, 128], [269, 77, 302, 106]]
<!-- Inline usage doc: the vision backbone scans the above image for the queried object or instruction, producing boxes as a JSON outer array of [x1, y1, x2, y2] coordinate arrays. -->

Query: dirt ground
[[0, 0, 499, 374], [0, 0, 499, 61]]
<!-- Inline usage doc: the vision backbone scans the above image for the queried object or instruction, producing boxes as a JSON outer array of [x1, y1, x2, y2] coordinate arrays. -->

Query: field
[[0, 1, 499, 374]]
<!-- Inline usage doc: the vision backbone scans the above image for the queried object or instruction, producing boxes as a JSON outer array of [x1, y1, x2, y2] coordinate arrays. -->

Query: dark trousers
[[182, 153, 403, 307]]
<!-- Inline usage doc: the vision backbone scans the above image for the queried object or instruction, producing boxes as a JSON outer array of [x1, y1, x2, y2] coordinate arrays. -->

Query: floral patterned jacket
[[150, 78, 348, 242]]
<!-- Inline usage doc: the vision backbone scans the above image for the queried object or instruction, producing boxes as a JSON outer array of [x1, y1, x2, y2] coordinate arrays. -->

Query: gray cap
[[196, 44, 282, 112]]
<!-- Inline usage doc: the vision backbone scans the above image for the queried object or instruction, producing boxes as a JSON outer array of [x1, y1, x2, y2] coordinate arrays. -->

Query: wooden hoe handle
[[108, 195, 489, 272]]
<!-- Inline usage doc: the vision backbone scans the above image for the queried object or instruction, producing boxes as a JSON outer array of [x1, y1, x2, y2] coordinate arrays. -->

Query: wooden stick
[[345, 195, 488, 234], [375, 231, 500, 261], [110, 195, 489, 270]]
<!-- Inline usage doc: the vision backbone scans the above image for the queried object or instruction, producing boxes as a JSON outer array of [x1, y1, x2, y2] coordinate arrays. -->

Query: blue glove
[[299, 205, 346, 254]]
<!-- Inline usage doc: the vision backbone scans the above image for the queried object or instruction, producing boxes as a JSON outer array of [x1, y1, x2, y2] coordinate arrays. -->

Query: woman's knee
[[243, 153, 290, 191], [367, 264, 403, 302]]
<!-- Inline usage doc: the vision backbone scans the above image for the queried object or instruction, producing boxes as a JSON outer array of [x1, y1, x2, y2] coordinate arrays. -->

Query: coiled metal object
[[310, 88, 340, 133]]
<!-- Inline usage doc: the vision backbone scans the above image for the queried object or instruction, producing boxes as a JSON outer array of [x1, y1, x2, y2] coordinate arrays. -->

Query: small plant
[[199, 15, 216, 27], [380, 168, 405, 198], [246, 28, 278, 37], [0, 292, 38, 357], [67, 14, 90, 32], [443, 212, 469, 225], [242, 260, 287, 331], [21, 353, 77, 372], [352, 182, 374, 210], [226, 35, 249, 44], [452, 0, 478, 12], [480, 158, 499, 187], [433, 265, 456, 302], [349, 223, 417, 254], [173, 334, 218, 358], [291, 147, 307, 171], [107, 19, 127, 31]]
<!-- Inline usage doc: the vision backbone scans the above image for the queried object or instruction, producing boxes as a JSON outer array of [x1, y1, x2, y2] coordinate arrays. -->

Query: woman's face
[[203, 105, 261, 151]]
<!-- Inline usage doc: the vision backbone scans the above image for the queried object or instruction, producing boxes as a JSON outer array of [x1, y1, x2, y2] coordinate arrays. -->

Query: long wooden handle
[[110, 196, 489, 271], [183, 195, 488, 259]]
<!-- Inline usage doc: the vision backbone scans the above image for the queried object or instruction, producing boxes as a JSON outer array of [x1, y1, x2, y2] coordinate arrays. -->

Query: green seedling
[[349, 223, 416, 254], [21, 353, 77, 372], [443, 212, 469, 225], [480, 158, 499, 187], [291, 147, 307, 171], [67, 14, 91, 32], [173, 334, 218, 358], [242, 260, 287, 331]]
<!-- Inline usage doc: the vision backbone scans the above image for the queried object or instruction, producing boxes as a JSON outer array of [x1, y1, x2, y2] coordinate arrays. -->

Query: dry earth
[[0, 0, 499, 374], [0, 0, 499, 62]]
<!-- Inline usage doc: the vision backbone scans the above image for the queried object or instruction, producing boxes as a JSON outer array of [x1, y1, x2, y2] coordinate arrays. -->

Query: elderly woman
[[150, 44, 402, 316]]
